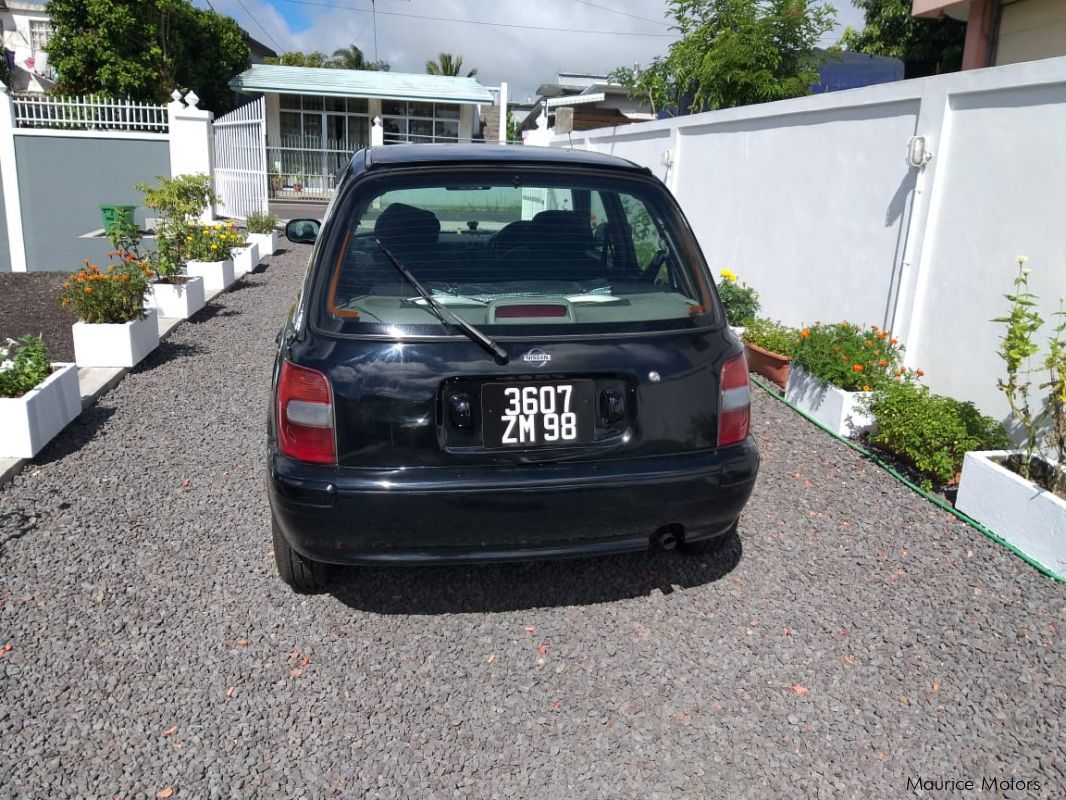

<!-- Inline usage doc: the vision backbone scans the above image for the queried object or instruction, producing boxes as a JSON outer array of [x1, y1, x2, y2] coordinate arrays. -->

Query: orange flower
[[878, 359, 889, 367], [862, 384, 871, 391], [800, 328, 810, 338], [876, 332, 886, 340], [894, 369, 902, 377], [83, 286, 93, 294], [890, 338, 898, 345], [852, 363, 864, 373], [916, 369, 925, 378]]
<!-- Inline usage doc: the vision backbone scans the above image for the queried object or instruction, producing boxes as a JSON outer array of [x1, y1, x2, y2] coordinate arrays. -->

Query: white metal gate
[[212, 98, 266, 220]]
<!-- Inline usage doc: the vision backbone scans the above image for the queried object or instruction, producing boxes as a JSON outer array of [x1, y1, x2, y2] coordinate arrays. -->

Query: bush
[[0, 335, 51, 399], [741, 318, 801, 357], [716, 269, 759, 326], [136, 174, 217, 277], [187, 223, 246, 261], [792, 322, 910, 392], [59, 254, 153, 324], [245, 211, 279, 234], [868, 380, 1009, 489]]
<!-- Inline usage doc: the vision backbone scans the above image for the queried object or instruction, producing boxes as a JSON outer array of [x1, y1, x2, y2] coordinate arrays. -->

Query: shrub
[[0, 335, 51, 399], [136, 174, 217, 277], [187, 223, 246, 261], [245, 211, 279, 234], [59, 254, 153, 324], [716, 269, 759, 326], [792, 321, 911, 392], [868, 380, 1009, 489], [741, 318, 801, 357]]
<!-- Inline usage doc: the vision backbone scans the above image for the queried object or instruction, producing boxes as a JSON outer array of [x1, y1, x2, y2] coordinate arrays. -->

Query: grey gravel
[[1, 244, 1064, 799]]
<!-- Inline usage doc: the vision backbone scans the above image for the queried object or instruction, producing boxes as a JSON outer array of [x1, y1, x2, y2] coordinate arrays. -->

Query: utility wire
[[569, 0, 670, 27], [234, 0, 286, 52], [278, 0, 681, 37]]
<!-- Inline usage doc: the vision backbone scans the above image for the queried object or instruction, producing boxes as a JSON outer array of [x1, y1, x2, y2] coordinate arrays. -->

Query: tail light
[[277, 360, 336, 464], [717, 352, 751, 447]]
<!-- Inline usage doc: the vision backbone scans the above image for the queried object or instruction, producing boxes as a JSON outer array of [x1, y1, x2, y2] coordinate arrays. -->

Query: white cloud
[[207, 0, 867, 101]]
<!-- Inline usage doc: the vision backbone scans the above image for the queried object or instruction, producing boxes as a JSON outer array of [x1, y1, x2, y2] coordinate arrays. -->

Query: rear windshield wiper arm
[[375, 238, 509, 364]]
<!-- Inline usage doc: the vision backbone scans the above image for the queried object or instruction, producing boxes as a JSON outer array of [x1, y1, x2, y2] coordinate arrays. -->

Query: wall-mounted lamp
[[907, 135, 933, 168]]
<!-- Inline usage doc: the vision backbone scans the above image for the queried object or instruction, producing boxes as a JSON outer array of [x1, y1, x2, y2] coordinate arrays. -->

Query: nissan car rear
[[268, 144, 759, 592]]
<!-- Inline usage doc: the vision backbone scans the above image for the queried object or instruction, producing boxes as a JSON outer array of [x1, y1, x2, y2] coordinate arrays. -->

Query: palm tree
[[425, 53, 477, 78], [331, 44, 389, 71]]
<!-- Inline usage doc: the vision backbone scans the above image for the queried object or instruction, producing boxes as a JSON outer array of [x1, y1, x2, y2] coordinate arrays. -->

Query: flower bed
[[0, 336, 81, 458]]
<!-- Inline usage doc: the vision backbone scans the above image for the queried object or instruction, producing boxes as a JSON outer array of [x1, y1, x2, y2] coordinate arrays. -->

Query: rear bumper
[[268, 438, 759, 565]]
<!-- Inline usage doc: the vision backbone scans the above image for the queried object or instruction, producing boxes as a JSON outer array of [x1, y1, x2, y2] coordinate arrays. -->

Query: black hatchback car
[[269, 144, 758, 591]]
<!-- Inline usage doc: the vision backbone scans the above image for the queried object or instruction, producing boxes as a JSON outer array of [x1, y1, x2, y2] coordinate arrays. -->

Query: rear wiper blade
[[375, 238, 509, 364]]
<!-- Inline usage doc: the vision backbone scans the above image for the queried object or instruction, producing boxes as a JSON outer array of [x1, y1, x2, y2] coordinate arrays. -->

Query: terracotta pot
[[745, 341, 791, 388]]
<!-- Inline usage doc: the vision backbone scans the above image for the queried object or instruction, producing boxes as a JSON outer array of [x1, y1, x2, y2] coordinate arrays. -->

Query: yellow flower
[[720, 268, 738, 283]]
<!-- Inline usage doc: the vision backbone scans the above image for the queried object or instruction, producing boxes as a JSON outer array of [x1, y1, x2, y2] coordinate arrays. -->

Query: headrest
[[374, 202, 441, 246]]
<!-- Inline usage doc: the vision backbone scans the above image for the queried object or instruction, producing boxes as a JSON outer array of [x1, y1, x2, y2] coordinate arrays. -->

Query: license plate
[[481, 381, 595, 448]]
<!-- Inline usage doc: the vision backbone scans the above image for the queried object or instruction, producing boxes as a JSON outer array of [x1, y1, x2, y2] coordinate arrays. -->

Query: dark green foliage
[[869, 381, 1009, 489], [46, 0, 251, 113], [611, 0, 836, 114], [839, 0, 965, 78]]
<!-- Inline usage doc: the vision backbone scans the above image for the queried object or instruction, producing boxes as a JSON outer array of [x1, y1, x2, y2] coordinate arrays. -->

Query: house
[[517, 72, 655, 136], [229, 64, 495, 197], [0, 0, 54, 93], [913, 0, 1066, 69]]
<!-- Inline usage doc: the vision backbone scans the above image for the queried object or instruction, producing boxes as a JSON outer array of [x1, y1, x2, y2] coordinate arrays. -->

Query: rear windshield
[[313, 169, 715, 337]]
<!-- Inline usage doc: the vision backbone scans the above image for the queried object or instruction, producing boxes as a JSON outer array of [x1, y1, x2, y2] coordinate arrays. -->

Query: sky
[[198, 0, 867, 102]]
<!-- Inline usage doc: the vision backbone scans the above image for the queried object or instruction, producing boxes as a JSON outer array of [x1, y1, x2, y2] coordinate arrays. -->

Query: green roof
[[229, 65, 494, 104]]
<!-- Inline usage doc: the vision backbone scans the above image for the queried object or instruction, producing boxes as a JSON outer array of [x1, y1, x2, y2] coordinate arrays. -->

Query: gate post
[[0, 84, 27, 272], [167, 90, 214, 221]]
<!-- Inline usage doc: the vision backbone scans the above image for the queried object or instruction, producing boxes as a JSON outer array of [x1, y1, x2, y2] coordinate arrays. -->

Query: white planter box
[[72, 310, 159, 368], [146, 276, 205, 320], [0, 363, 82, 457], [186, 258, 234, 295], [232, 243, 259, 277], [248, 231, 277, 256], [785, 364, 874, 437], [956, 451, 1066, 580]]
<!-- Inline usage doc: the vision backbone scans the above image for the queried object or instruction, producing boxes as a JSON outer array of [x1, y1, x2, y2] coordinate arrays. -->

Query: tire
[[680, 523, 737, 556], [272, 516, 329, 593]]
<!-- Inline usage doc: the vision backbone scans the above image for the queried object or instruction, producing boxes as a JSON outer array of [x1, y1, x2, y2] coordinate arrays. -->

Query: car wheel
[[272, 516, 329, 593], [680, 523, 737, 556]]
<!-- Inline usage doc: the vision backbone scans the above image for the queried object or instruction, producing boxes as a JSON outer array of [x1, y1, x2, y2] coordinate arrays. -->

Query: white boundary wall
[[551, 57, 1066, 423]]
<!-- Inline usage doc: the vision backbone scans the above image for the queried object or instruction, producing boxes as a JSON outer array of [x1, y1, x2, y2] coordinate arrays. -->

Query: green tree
[[611, 0, 836, 115], [839, 0, 965, 78], [265, 47, 390, 71], [46, 0, 251, 114], [425, 53, 477, 78], [331, 44, 390, 71], [265, 51, 335, 68]]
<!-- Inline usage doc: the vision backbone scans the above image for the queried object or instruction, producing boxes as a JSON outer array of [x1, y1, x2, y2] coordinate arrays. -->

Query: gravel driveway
[[1, 245, 1063, 799]]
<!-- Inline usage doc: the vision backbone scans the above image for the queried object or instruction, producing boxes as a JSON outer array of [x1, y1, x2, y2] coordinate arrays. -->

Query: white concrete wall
[[552, 57, 1066, 423]]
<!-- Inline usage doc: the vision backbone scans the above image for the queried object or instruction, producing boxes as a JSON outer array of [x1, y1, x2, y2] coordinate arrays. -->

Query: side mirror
[[285, 218, 321, 244]]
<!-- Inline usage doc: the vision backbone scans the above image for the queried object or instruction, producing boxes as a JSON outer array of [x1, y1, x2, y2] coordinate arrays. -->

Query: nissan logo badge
[[522, 348, 551, 367]]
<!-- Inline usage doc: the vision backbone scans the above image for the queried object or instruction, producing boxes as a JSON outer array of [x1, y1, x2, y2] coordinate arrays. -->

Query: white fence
[[212, 98, 267, 220], [12, 94, 168, 132], [552, 57, 1066, 423]]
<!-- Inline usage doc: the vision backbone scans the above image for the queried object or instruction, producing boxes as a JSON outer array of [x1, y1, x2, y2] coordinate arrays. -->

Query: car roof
[[359, 143, 648, 175]]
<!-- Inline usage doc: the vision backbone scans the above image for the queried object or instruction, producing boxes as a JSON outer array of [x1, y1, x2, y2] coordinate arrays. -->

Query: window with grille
[[30, 19, 53, 52], [381, 102, 461, 144]]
